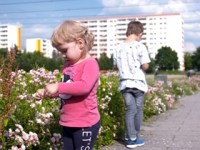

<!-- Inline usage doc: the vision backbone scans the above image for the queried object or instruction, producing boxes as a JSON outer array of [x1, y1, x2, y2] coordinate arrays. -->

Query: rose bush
[[0, 66, 200, 149]]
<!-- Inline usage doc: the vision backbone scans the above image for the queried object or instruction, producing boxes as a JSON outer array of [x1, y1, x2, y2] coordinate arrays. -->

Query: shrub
[[1, 69, 200, 149]]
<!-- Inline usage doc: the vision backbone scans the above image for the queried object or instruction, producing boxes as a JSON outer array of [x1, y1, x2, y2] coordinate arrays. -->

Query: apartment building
[[0, 24, 21, 51], [26, 38, 54, 58], [77, 13, 184, 70]]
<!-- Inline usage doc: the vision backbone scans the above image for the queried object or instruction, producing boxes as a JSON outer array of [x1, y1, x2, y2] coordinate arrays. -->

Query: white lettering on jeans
[[81, 131, 93, 150], [82, 131, 92, 142], [81, 146, 90, 150]]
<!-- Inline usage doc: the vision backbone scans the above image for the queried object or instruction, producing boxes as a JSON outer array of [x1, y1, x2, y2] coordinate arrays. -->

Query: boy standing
[[113, 21, 150, 149]]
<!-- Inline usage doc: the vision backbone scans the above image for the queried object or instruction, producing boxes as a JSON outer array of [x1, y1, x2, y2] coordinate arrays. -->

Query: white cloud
[[184, 23, 200, 31], [23, 24, 54, 38], [101, 0, 121, 7], [184, 42, 196, 52], [22, 24, 54, 49], [185, 31, 200, 39], [3, 14, 8, 17], [0, 21, 23, 27], [11, 22, 23, 27], [100, 0, 190, 15]]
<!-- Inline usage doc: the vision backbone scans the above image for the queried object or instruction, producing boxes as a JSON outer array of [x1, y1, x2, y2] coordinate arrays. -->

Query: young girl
[[35, 20, 100, 150]]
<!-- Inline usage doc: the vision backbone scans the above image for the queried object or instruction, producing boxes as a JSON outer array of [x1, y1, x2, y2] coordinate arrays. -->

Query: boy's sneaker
[[124, 135, 128, 141], [126, 137, 144, 149]]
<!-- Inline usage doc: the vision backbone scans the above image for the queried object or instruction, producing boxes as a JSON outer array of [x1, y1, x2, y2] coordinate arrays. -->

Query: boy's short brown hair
[[126, 21, 143, 37]]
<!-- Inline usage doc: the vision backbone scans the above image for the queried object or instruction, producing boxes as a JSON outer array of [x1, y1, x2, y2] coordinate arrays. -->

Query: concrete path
[[101, 91, 200, 150]]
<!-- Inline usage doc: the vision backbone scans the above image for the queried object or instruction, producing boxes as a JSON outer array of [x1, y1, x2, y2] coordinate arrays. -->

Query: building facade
[[77, 13, 184, 70], [26, 38, 54, 58], [0, 24, 21, 51]]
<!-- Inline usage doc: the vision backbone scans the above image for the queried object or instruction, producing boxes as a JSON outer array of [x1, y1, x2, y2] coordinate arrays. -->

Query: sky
[[0, 0, 200, 52]]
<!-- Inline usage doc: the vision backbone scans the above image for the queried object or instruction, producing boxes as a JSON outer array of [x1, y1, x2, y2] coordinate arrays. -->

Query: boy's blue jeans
[[121, 88, 144, 139]]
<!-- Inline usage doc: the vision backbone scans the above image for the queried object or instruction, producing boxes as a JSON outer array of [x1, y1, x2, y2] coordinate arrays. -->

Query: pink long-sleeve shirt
[[58, 57, 100, 127]]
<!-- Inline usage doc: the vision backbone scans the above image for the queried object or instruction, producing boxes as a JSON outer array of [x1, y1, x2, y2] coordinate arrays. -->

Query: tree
[[13, 44, 21, 55], [0, 48, 7, 57], [146, 57, 156, 74], [192, 47, 200, 71], [96, 53, 113, 70], [155, 46, 179, 70], [15, 51, 64, 72], [184, 53, 193, 70]]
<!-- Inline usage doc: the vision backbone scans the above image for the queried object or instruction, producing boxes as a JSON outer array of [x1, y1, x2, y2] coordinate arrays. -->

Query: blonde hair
[[51, 20, 94, 51]]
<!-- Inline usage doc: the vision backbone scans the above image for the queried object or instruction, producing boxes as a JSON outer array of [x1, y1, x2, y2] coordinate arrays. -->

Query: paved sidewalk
[[101, 91, 200, 150]]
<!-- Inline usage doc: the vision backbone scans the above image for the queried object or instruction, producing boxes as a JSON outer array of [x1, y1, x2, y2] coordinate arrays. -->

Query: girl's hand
[[44, 83, 58, 97], [35, 89, 45, 100]]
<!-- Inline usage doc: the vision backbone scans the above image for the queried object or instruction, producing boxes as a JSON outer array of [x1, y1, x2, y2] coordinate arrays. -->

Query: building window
[[100, 35, 107, 37], [0, 35, 7, 37], [118, 29, 126, 31], [100, 20, 107, 23], [138, 18, 146, 20], [99, 25, 107, 28], [1, 30, 7, 32], [118, 19, 126, 21], [82, 21, 88, 24], [89, 21, 97, 23], [100, 39, 107, 42], [100, 30, 107, 32], [118, 24, 126, 26], [128, 18, 136, 21], [89, 25, 97, 28], [0, 26, 7, 28], [100, 44, 107, 46]]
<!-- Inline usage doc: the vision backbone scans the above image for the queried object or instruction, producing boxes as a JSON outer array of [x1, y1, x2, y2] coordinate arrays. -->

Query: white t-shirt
[[113, 41, 151, 92]]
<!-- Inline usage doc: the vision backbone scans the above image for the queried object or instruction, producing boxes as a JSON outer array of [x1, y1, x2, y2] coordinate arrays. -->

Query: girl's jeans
[[121, 88, 144, 139], [62, 120, 100, 150]]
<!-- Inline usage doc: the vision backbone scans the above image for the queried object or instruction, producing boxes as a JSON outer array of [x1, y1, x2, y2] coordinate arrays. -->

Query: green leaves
[[155, 46, 179, 70], [3, 119, 8, 127]]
